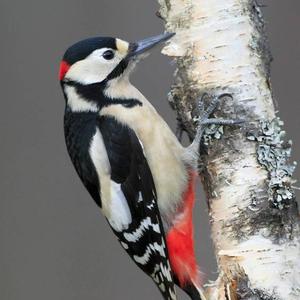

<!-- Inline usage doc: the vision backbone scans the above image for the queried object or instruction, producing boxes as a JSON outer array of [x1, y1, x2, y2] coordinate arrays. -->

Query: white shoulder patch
[[89, 128, 111, 216], [107, 181, 132, 232], [89, 129, 132, 232], [89, 128, 111, 175]]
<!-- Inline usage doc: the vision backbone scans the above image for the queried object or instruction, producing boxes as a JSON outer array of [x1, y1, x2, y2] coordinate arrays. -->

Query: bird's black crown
[[63, 37, 117, 65]]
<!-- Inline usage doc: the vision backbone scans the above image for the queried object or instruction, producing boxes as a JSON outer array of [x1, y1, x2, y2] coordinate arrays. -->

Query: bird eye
[[103, 50, 115, 60]]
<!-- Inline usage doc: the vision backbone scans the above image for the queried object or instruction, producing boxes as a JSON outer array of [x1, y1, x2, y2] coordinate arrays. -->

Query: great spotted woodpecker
[[59, 33, 241, 300]]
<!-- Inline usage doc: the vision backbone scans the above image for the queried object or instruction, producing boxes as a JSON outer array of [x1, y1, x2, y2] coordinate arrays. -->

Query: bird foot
[[188, 93, 244, 154], [193, 93, 244, 130]]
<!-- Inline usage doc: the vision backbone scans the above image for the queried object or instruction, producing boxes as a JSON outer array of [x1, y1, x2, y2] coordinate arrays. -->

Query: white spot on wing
[[152, 274, 160, 284], [159, 283, 166, 292], [133, 242, 166, 265], [169, 288, 177, 300], [137, 192, 143, 203], [160, 262, 172, 282], [120, 241, 129, 250], [151, 262, 176, 299], [147, 200, 155, 210], [123, 217, 160, 242]]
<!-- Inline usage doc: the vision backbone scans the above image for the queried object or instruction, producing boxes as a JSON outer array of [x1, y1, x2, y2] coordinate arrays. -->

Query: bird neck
[[62, 77, 143, 113], [63, 81, 100, 113]]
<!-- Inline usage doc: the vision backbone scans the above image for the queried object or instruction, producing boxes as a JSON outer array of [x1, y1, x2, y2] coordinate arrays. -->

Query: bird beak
[[127, 32, 175, 59]]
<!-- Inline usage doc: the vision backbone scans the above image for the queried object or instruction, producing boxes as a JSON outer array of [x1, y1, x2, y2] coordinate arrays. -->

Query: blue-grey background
[[1, 1, 299, 299]]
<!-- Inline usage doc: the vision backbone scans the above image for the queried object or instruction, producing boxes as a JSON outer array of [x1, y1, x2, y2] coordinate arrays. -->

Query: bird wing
[[98, 115, 177, 300], [64, 111, 101, 206]]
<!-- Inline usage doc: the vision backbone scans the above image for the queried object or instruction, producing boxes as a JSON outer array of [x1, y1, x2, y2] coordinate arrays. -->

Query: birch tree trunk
[[157, 1, 300, 299]]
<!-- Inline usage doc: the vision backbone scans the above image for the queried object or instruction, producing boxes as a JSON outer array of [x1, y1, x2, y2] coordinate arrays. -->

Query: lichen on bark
[[247, 118, 296, 210]]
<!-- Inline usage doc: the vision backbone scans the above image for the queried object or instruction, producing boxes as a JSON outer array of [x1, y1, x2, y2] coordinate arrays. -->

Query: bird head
[[59, 33, 175, 86]]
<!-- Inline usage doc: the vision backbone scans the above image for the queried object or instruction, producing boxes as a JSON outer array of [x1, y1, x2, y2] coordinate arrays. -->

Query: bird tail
[[182, 281, 206, 300]]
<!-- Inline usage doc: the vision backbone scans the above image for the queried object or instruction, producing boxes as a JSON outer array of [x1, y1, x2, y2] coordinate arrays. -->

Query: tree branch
[[157, 0, 300, 299]]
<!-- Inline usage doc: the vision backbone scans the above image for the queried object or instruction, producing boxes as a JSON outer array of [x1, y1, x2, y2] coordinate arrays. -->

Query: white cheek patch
[[65, 48, 123, 85]]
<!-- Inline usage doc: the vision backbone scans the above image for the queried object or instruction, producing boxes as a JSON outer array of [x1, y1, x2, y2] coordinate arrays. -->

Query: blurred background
[[1, 1, 299, 299]]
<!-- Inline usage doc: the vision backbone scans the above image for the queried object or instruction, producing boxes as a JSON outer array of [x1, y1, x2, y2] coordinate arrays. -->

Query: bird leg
[[187, 93, 244, 163]]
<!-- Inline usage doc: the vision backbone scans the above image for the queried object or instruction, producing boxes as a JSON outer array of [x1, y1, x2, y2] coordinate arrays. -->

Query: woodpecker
[[59, 33, 241, 300]]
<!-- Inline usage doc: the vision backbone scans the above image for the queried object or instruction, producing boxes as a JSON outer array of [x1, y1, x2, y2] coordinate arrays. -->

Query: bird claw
[[188, 93, 244, 156], [201, 118, 244, 126], [195, 93, 244, 131]]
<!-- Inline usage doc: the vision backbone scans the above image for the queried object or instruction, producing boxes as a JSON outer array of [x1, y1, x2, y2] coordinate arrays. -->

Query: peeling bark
[[157, 0, 300, 299]]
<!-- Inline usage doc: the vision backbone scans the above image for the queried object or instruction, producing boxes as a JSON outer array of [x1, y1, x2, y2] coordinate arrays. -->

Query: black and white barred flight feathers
[[64, 113, 177, 299]]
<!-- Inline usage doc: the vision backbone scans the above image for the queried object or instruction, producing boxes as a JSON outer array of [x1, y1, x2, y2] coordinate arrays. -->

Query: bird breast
[[100, 99, 189, 223]]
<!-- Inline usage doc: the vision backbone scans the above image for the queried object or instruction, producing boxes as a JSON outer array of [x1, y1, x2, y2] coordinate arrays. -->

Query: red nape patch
[[166, 172, 200, 287], [59, 60, 70, 81]]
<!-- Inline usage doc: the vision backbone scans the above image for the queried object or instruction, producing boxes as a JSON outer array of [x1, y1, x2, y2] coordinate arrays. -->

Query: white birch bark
[[157, 0, 300, 299]]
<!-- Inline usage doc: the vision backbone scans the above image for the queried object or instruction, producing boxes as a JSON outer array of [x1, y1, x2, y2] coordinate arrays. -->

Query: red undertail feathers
[[166, 172, 200, 287]]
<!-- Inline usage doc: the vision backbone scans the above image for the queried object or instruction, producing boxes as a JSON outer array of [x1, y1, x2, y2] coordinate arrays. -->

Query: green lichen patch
[[203, 124, 224, 146], [247, 118, 297, 210]]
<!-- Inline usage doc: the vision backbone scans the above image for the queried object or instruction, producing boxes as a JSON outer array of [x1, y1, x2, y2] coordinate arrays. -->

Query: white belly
[[138, 124, 188, 220]]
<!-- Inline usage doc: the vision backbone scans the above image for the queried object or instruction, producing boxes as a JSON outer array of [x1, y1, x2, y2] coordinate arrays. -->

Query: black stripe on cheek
[[105, 59, 129, 81]]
